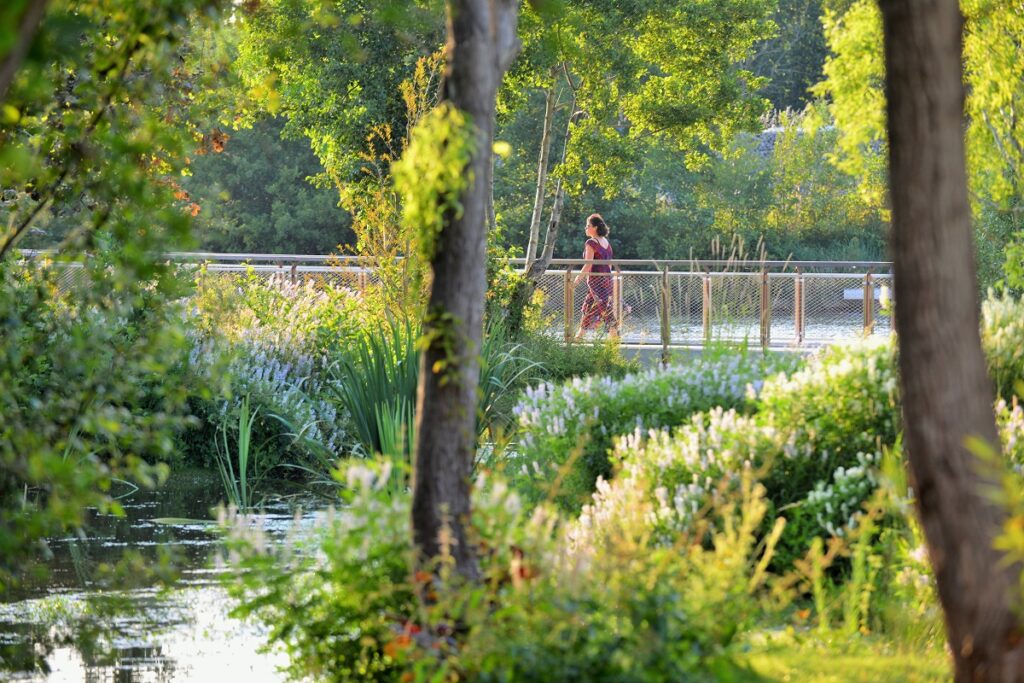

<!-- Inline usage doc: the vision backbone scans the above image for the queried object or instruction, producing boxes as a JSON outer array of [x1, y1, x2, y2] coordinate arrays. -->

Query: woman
[[573, 213, 618, 338]]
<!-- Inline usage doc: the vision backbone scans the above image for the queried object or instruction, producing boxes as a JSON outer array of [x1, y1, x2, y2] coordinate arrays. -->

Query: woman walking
[[573, 213, 618, 339]]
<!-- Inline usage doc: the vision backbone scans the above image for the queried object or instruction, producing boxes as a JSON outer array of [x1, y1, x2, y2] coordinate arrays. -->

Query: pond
[[0, 470, 327, 682]]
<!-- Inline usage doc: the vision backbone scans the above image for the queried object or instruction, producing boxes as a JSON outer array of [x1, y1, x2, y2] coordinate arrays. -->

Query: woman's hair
[[587, 213, 609, 237]]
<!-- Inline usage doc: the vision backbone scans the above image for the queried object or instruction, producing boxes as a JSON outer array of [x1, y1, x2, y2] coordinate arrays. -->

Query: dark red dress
[[580, 238, 616, 331]]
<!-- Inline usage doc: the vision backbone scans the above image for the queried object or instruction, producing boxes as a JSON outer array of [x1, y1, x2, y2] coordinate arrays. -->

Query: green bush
[[224, 460, 781, 682], [511, 348, 801, 510], [178, 272, 367, 474], [0, 259, 191, 592], [755, 339, 900, 506], [582, 341, 897, 568], [982, 293, 1024, 402], [518, 333, 640, 384], [585, 321, 1024, 569]]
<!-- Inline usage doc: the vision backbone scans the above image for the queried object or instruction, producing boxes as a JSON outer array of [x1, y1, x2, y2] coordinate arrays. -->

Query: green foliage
[[584, 341, 898, 568], [0, 259, 192, 593], [0, 0, 225, 592], [816, 0, 1024, 284], [511, 348, 801, 510], [180, 271, 366, 474], [582, 302, 1024, 570], [812, 0, 888, 211], [184, 118, 356, 253], [213, 395, 271, 509], [392, 103, 477, 265], [519, 334, 639, 384], [327, 320, 420, 460], [746, 0, 828, 111], [223, 460, 415, 682], [224, 460, 783, 682], [695, 107, 888, 261], [981, 293, 1024, 402], [233, 0, 442, 182], [326, 318, 539, 464], [755, 340, 900, 490]]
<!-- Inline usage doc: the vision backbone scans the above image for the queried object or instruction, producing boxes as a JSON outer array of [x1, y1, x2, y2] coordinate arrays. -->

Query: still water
[[0, 471, 326, 682]]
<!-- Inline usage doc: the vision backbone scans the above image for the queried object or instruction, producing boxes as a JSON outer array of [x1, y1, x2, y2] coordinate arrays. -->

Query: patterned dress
[[580, 238, 616, 331]]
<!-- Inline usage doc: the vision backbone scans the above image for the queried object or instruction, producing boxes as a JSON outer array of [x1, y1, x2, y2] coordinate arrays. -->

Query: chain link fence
[[23, 251, 893, 349]]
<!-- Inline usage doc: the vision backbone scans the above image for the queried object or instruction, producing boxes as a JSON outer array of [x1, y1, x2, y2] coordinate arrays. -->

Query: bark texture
[[879, 0, 1024, 678], [411, 0, 519, 580]]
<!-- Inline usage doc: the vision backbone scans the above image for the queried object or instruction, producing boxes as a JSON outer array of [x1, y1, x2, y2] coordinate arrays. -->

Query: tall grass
[[328, 320, 419, 459], [327, 321, 539, 462], [214, 395, 267, 508]]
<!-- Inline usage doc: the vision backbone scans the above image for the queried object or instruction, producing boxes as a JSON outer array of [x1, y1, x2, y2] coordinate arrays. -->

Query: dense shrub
[[0, 259, 192, 591], [578, 340, 897, 567], [982, 293, 1024, 402], [511, 348, 801, 510], [582, 319, 1024, 569], [178, 272, 367, 472], [518, 333, 639, 384], [755, 339, 899, 505], [224, 460, 781, 682]]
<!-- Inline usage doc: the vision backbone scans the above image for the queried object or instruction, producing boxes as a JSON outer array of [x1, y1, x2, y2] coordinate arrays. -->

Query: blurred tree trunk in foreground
[[411, 0, 520, 580], [879, 0, 1024, 678]]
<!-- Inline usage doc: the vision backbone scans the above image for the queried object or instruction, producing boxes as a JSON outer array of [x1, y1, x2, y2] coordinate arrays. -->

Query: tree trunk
[[879, 0, 1024, 678], [526, 96, 577, 281], [525, 80, 556, 266], [411, 0, 519, 581], [0, 0, 48, 107]]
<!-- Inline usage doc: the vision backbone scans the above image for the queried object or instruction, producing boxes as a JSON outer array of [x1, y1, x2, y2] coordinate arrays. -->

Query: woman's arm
[[573, 242, 595, 286]]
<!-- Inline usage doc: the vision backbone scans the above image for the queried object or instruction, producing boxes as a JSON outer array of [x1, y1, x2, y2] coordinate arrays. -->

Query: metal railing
[[524, 260, 892, 352], [20, 250, 893, 350]]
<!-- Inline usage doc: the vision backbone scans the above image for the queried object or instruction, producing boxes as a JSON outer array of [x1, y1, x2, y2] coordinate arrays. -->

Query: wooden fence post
[[564, 269, 573, 343], [661, 267, 671, 365], [863, 271, 874, 337], [615, 267, 624, 328], [702, 272, 712, 344], [760, 269, 771, 350], [795, 268, 805, 346]]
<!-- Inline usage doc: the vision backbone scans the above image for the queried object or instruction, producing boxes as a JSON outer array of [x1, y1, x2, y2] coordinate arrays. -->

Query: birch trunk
[[526, 95, 577, 281], [525, 80, 556, 266]]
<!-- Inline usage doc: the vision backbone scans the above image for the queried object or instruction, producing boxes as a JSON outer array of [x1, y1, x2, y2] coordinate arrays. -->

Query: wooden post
[[760, 269, 771, 350], [615, 267, 624, 327], [661, 267, 671, 365], [863, 271, 874, 337], [564, 269, 573, 343], [795, 269, 805, 346], [702, 272, 712, 344], [358, 269, 368, 292], [290, 264, 298, 284]]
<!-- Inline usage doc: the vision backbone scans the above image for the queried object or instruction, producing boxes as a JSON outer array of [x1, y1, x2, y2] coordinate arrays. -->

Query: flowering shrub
[[511, 349, 801, 510], [576, 341, 898, 567], [755, 338, 900, 465], [224, 460, 783, 682], [576, 327, 1024, 569], [998, 397, 1024, 473], [178, 272, 367, 471], [982, 293, 1024, 401]]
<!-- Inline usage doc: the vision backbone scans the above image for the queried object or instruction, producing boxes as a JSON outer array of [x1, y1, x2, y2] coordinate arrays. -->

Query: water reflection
[[0, 470, 325, 681]]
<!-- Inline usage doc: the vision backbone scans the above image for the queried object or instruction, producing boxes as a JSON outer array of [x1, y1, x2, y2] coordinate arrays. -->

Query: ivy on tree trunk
[[410, 0, 520, 580]]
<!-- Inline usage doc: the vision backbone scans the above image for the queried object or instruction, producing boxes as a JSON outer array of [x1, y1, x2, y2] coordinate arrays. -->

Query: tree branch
[[0, 0, 48, 108]]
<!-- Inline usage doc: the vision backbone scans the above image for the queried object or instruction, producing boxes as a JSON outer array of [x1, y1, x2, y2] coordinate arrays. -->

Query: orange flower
[[383, 634, 413, 658]]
